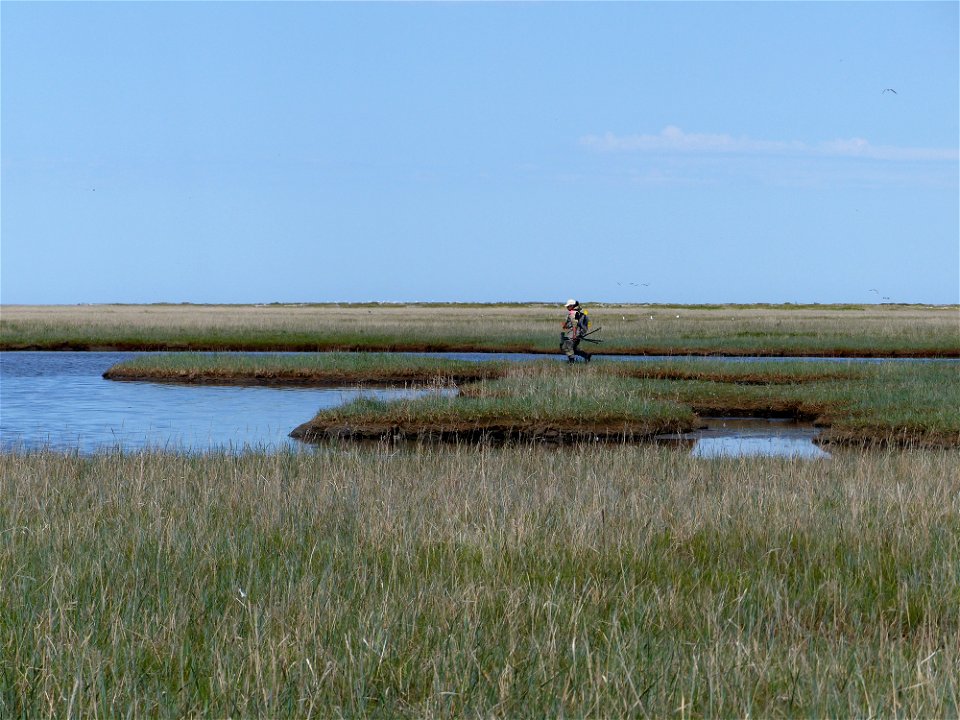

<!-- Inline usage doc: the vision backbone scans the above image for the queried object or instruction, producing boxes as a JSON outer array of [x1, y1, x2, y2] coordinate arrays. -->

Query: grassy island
[[103, 353, 960, 448], [102, 351, 506, 387]]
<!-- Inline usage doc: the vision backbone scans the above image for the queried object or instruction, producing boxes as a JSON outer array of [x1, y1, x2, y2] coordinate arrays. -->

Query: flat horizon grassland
[[1, 446, 958, 718], [2, 302, 958, 356]]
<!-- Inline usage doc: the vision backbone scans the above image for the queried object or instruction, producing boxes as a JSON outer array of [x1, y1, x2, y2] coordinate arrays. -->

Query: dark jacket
[[561, 309, 589, 340]]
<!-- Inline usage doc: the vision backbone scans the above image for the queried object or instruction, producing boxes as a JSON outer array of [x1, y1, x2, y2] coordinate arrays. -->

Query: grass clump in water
[[294, 363, 697, 442], [104, 351, 506, 386], [102, 352, 960, 446], [291, 359, 960, 447]]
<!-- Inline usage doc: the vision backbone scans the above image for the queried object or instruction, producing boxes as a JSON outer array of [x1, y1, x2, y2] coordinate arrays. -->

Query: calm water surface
[[1, 352, 429, 453], [657, 418, 831, 460]]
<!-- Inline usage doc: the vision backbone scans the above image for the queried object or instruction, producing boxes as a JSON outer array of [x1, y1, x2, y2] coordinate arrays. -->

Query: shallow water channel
[[2, 351, 943, 457], [1, 352, 428, 454]]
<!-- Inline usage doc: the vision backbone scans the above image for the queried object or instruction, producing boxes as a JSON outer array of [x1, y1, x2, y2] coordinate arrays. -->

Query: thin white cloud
[[581, 126, 958, 162]]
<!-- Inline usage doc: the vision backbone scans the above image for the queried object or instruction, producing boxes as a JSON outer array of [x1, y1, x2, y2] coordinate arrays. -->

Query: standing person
[[560, 299, 592, 363]]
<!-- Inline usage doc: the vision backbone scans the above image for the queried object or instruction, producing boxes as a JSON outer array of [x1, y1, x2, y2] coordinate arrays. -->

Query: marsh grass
[[103, 352, 506, 386], [287, 359, 960, 447], [2, 446, 958, 717], [3, 303, 957, 356], [311, 368, 696, 441]]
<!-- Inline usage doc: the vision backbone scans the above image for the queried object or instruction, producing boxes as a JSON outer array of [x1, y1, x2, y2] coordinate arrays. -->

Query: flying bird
[[882, 88, 897, 94]]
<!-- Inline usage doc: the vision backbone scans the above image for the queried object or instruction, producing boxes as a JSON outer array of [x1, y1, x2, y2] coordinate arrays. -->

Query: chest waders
[[560, 310, 592, 363]]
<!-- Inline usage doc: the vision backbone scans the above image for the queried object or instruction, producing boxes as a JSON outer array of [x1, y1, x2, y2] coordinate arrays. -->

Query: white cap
[[565, 298, 577, 307]]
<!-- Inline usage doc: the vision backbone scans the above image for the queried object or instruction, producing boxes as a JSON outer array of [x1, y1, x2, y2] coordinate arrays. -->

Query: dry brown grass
[[2, 302, 958, 355], [3, 301, 956, 330]]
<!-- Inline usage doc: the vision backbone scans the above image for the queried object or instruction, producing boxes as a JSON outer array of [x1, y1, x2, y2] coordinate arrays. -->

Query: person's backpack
[[577, 309, 589, 335]]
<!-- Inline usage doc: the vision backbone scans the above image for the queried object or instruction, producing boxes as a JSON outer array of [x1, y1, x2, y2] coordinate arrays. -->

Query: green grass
[[103, 351, 506, 385], [274, 358, 959, 447], [2, 446, 958, 717], [309, 374, 696, 441], [4, 303, 958, 356]]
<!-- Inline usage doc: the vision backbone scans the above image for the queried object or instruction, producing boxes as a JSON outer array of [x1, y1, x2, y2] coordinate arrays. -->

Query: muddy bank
[[816, 426, 960, 449], [289, 418, 694, 445], [102, 366, 502, 387], [289, 414, 960, 449]]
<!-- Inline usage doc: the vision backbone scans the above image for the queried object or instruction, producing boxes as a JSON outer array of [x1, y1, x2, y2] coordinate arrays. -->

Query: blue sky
[[2, 1, 957, 305]]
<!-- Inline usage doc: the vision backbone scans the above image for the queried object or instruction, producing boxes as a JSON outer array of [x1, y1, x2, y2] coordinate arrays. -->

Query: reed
[[2, 446, 957, 717], [3, 303, 957, 356]]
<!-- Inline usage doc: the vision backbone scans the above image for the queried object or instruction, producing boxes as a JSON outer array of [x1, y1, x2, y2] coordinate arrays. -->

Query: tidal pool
[[656, 418, 830, 459]]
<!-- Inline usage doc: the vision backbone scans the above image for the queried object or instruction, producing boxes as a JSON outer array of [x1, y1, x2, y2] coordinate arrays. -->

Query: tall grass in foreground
[[2, 446, 958, 717]]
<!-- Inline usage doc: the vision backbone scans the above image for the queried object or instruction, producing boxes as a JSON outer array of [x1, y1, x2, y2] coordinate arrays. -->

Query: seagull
[[869, 289, 879, 294], [882, 88, 897, 94]]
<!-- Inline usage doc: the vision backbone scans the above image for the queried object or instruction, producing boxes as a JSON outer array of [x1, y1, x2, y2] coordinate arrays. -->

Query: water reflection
[[657, 418, 830, 459], [1, 352, 434, 454]]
